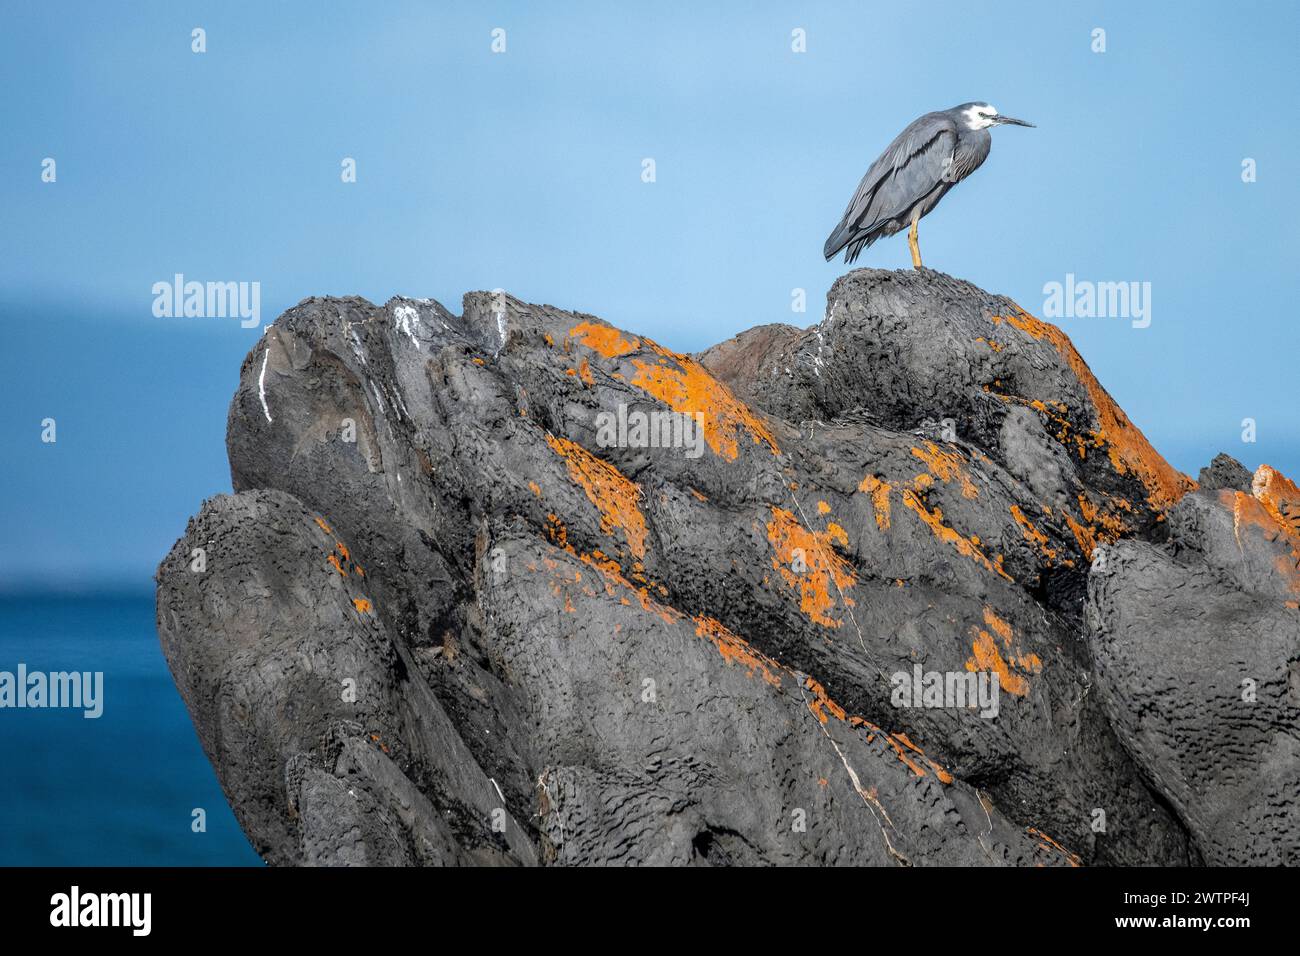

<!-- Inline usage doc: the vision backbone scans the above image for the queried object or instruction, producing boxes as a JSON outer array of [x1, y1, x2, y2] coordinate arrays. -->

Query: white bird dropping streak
[[394, 304, 422, 349], [258, 347, 273, 423]]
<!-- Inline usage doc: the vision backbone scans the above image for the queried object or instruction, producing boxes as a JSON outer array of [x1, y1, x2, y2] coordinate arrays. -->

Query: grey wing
[[823, 112, 960, 260]]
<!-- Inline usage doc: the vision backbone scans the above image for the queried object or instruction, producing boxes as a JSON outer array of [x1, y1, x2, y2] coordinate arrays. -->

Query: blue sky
[[2, 1, 1297, 590]]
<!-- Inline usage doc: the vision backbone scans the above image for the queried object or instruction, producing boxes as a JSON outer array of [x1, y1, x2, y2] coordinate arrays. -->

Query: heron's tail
[[822, 219, 854, 261], [823, 221, 875, 263]]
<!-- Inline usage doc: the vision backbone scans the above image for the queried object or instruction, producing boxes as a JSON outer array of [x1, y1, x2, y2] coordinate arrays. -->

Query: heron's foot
[[907, 220, 923, 269]]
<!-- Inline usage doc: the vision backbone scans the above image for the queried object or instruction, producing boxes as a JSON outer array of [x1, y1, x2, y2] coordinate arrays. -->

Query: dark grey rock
[[1198, 452, 1253, 492], [1085, 469, 1300, 864], [156, 268, 1297, 866], [156, 490, 533, 866]]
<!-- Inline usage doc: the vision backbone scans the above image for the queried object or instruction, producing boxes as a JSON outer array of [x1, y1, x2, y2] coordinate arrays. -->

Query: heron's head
[[957, 103, 1035, 131]]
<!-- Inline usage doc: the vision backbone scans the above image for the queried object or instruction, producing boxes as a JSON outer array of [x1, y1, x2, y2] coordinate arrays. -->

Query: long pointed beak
[[996, 115, 1035, 127]]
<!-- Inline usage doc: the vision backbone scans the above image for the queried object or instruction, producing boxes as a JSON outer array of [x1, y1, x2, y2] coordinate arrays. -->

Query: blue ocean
[[0, 594, 262, 866]]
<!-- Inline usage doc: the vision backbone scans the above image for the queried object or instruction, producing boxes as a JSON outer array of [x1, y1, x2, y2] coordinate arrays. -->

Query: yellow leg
[[908, 215, 923, 270]]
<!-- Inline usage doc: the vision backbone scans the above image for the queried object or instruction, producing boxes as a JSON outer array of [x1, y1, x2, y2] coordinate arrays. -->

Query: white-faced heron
[[823, 103, 1034, 269]]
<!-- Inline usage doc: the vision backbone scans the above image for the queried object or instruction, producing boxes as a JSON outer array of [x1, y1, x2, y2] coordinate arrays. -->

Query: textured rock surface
[[156, 268, 1298, 866], [1086, 466, 1300, 864], [1197, 452, 1253, 493]]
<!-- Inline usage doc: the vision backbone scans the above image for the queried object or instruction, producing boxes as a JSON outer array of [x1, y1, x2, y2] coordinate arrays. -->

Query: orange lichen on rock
[[573, 549, 679, 626], [577, 357, 594, 385], [848, 715, 933, 780], [545, 434, 648, 559], [317, 521, 368, 579], [1225, 489, 1270, 546], [566, 321, 779, 461], [698, 617, 955, 785], [545, 513, 569, 550], [765, 506, 857, 628], [1252, 465, 1300, 542], [1065, 494, 1131, 560], [1010, 504, 1058, 561], [964, 607, 1041, 698], [792, 677, 955, 783], [902, 489, 1012, 582], [540, 556, 600, 611], [352, 598, 372, 613], [858, 474, 893, 530], [1027, 827, 1082, 867], [966, 629, 1028, 697], [992, 309, 1195, 510], [567, 320, 639, 358], [693, 616, 783, 687], [804, 676, 848, 724], [895, 732, 955, 784], [985, 387, 1096, 460], [817, 500, 831, 515], [629, 348, 779, 461], [911, 442, 978, 499], [1212, 466, 1300, 594], [982, 606, 1013, 643], [1273, 553, 1300, 593]]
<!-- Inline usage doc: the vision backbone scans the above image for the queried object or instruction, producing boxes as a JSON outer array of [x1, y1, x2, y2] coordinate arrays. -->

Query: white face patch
[[962, 104, 999, 130]]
